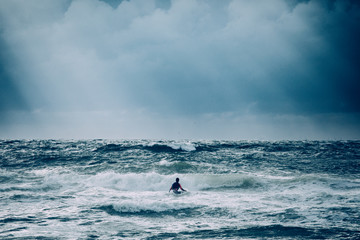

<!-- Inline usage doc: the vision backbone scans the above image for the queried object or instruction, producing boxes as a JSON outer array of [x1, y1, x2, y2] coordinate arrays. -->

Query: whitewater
[[1, 140, 359, 239]]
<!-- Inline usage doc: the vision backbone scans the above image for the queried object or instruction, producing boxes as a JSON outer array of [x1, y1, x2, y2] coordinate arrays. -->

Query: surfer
[[169, 177, 186, 193]]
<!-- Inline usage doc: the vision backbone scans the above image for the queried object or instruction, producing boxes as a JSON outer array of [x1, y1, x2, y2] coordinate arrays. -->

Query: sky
[[0, 0, 359, 140]]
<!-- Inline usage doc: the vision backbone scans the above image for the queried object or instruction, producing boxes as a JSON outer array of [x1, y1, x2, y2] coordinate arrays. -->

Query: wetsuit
[[171, 182, 181, 191], [170, 181, 185, 193]]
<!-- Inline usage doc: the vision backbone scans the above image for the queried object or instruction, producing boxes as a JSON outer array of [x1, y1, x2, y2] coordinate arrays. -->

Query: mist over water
[[1, 140, 359, 239]]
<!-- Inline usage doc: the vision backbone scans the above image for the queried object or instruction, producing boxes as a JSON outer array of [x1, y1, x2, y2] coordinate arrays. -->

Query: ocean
[[0, 139, 359, 239]]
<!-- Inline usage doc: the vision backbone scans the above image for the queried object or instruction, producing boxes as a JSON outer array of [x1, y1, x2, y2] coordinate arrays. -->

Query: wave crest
[[98, 201, 201, 217], [94, 141, 197, 153]]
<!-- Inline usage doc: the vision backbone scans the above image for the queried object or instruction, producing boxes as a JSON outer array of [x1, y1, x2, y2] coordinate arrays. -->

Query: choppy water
[[1, 140, 359, 239]]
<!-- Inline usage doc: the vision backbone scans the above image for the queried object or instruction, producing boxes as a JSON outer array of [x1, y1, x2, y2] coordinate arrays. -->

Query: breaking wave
[[33, 170, 266, 192], [24, 169, 359, 194]]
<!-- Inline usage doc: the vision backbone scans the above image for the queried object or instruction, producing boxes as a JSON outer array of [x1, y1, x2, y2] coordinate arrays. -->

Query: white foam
[[32, 169, 267, 193], [88, 172, 174, 191], [87, 172, 260, 192], [147, 141, 196, 151], [167, 142, 196, 151], [32, 169, 352, 199], [158, 159, 171, 166], [36, 170, 181, 192]]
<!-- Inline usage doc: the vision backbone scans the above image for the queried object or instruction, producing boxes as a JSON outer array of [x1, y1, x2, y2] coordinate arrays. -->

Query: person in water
[[169, 178, 186, 193]]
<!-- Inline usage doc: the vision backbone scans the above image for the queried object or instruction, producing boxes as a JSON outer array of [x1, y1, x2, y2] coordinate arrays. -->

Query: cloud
[[0, 37, 28, 115], [0, 0, 359, 139]]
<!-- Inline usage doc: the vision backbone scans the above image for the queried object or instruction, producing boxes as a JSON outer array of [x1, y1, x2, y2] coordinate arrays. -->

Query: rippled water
[[1, 140, 359, 239]]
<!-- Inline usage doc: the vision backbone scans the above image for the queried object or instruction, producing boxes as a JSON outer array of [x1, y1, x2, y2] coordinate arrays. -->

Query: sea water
[[0, 140, 359, 239]]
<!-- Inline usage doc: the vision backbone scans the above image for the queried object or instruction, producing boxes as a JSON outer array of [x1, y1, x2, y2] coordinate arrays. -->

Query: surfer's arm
[[180, 184, 186, 191]]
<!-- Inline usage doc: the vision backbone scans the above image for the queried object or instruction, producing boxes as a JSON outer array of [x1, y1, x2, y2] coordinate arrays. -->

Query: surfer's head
[[176, 178, 179, 182]]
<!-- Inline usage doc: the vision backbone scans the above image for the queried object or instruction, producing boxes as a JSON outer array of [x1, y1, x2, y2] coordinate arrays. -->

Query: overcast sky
[[0, 0, 359, 140]]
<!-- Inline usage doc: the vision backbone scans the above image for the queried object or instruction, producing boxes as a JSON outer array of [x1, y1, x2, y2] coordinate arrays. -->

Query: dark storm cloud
[[0, 30, 29, 125], [0, 38, 25, 111], [276, 0, 360, 114], [0, 0, 359, 139]]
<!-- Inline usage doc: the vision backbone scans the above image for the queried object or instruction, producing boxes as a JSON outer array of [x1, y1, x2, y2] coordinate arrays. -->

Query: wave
[[188, 174, 263, 191], [2, 140, 360, 177], [94, 143, 135, 152], [157, 161, 198, 174], [97, 201, 202, 217], [89, 140, 360, 164], [33, 170, 265, 192], [94, 141, 197, 153], [92, 140, 343, 154], [144, 142, 196, 152], [0, 216, 38, 224], [4, 167, 357, 197], [269, 174, 360, 191], [153, 225, 360, 239]]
